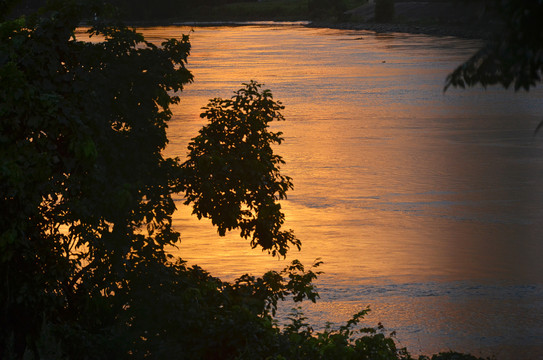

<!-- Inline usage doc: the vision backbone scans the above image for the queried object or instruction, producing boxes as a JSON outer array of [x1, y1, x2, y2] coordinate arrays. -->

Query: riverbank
[[307, 21, 494, 40], [174, 1, 498, 40], [122, 16, 495, 41], [75, 0, 502, 41], [91, 1, 498, 41], [117, 19, 493, 41], [321, 0, 499, 40], [11, 0, 499, 40]]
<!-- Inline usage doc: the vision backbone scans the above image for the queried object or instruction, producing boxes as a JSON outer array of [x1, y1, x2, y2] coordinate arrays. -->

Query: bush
[[1, 1, 493, 359]]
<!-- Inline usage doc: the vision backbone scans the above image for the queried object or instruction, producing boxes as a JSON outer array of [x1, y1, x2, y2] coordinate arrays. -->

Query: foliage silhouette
[[1, 1, 493, 359], [1, 0, 193, 356], [0, 1, 346, 358], [446, 0, 543, 135], [181, 81, 300, 257], [446, 0, 543, 92]]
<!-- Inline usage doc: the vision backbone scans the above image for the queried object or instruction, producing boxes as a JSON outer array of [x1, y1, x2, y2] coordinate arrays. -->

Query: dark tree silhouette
[[446, 0, 543, 92]]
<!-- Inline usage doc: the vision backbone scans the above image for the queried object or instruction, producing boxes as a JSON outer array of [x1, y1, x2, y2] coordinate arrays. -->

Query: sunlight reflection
[[78, 25, 543, 359]]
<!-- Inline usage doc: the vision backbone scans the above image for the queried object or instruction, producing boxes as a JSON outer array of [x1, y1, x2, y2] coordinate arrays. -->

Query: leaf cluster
[[182, 81, 300, 257], [446, 0, 543, 92], [1, 2, 497, 359], [1, 0, 192, 357]]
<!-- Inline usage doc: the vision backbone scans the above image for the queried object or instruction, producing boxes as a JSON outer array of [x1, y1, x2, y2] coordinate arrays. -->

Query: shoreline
[[307, 21, 493, 40], [119, 19, 493, 41]]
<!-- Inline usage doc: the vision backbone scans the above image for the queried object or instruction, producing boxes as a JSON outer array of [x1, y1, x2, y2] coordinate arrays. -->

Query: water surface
[[122, 25, 543, 359]]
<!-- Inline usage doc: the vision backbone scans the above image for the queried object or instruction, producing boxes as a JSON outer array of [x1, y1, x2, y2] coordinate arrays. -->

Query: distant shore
[[308, 21, 494, 40], [122, 20, 494, 41]]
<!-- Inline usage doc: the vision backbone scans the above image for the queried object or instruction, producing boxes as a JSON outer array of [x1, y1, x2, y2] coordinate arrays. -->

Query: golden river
[[82, 24, 543, 359]]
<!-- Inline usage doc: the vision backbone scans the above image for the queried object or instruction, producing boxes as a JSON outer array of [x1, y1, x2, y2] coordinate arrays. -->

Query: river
[[113, 24, 543, 359]]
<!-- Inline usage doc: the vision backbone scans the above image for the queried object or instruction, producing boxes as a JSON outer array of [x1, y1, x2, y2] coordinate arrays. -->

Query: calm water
[[88, 25, 543, 358]]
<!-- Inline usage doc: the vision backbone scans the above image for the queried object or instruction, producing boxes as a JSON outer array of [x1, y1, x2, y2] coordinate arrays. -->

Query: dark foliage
[[446, 0, 543, 92], [1, 0, 192, 356], [181, 81, 300, 257], [1, 1, 494, 359]]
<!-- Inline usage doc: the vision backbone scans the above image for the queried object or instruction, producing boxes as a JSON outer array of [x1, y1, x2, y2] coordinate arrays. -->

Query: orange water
[[79, 25, 543, 359]]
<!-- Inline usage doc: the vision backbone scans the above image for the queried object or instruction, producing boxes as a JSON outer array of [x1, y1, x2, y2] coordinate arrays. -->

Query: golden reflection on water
[[164, 25, 543, 359], [79, 25, 543, 358], [158, 25, 543, 284]]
